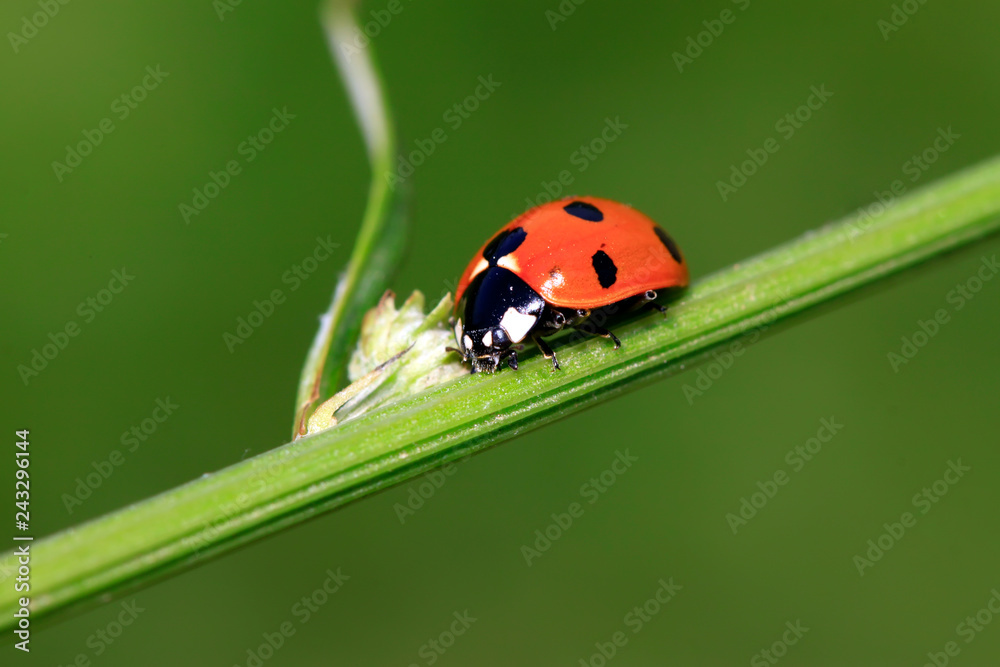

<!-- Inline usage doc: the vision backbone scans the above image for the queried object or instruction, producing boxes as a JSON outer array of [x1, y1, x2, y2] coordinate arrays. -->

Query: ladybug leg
[[570, 308, 591, 326], [647, 303, 668, 315], [641, 290, 668, 317], [541, 308, 569, 332], [531, 334, 561, 371], [575, 325, 622, 350], [505, 349, 519, 371]]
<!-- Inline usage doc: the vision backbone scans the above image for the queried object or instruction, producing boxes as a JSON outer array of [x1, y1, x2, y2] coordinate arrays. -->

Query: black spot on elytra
[[591, 250, 617, 288], [564, 201, 604, 222], [654, 226, 683, 263], [482, 227, 527, 265]]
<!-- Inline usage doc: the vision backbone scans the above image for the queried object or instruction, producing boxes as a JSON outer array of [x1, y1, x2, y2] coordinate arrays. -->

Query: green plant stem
[[4, 156, 1000, 631], [292, 0, 408, 436]]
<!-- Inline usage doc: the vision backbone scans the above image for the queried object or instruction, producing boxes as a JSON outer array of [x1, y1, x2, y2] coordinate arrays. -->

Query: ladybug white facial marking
[[482, 330, 493, 347], [499, 306, 537, 344], [463, 334, 473, 351]]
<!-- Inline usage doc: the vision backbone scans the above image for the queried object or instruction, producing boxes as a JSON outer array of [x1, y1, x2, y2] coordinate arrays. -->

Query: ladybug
[[451, 196, 689, 373]]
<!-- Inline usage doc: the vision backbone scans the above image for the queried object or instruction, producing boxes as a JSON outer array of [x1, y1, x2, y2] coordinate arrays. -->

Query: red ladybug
[[452, 196, 689, 373]]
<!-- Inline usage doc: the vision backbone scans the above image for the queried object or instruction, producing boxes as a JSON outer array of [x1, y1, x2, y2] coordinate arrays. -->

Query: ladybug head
[[453, 318, 514, 373], [452, 266, 548, 373]]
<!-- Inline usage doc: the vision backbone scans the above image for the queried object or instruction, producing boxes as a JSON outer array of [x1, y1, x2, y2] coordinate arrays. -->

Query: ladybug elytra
[[451, 197, 689, 373]]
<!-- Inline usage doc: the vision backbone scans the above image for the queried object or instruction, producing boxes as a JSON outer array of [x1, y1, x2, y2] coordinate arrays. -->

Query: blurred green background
[[3, 0, 1000, 664]]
